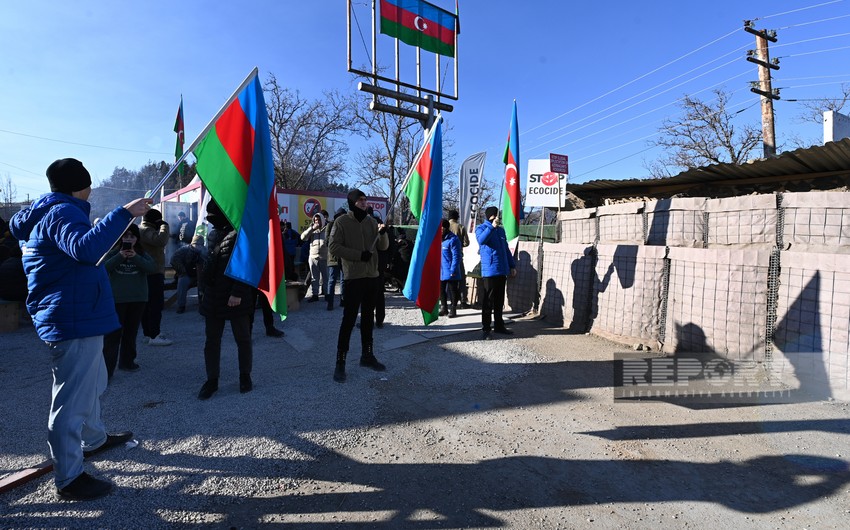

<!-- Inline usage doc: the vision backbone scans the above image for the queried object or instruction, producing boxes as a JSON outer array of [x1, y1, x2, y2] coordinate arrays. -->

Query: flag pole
[[98, 67, 260, 266], [146, 67, 260, 199]]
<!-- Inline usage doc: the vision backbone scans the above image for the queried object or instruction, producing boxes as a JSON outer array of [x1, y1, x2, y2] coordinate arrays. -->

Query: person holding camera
[[102, 223, 156, 377], [300, 212, 328, 303]]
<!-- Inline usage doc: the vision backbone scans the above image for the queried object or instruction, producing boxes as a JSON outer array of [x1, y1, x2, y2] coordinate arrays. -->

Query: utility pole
[[745, 21, 780, 158]]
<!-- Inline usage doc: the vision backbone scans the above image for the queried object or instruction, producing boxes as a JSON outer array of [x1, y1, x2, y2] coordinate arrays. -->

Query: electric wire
[[0, 128, 171, 156]]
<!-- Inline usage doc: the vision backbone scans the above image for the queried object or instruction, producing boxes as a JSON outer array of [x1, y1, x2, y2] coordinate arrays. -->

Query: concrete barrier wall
[[534, 191, 850, 399]]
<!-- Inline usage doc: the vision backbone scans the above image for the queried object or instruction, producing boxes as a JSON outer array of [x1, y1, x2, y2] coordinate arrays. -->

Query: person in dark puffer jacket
[[197, 200, 256, 400], [9, 158, 149, 501]]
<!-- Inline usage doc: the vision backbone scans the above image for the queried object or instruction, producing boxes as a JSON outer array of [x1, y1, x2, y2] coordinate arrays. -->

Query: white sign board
[[526, 159, 568, 207]]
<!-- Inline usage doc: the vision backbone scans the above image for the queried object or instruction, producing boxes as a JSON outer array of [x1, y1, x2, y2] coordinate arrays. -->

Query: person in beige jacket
[[329, 189, 389, 383], [300, 212, 328, 302]]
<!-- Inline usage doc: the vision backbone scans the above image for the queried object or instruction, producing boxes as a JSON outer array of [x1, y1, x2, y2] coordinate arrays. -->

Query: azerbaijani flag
[[380, 0, 457, 58], [174, 96, 185, 177], [193, 71, 287, 318], [402, 117, 443, 325], [501, 101, 521, 245]]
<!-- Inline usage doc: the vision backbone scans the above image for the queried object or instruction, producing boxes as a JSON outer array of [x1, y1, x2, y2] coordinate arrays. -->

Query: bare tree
[[796, 83, 850, 126], [645, 88, 761, 178], [1, 174, 16, 206], [264, 74, 358, 191]]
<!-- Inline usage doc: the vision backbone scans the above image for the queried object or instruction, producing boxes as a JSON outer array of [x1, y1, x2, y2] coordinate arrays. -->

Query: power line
[[521, 26, 742, 137], [757, 0, 845, 20], [0, 128, 171, 155], [777, 12, 850, 29]]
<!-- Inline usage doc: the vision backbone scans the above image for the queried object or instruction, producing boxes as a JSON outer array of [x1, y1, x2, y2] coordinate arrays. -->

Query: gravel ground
[[1, 289, 849, 529]]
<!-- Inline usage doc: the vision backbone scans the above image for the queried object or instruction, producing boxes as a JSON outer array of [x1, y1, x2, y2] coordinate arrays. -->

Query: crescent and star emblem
[[506, 163, 518, 187], [413, 16, 428, 31]]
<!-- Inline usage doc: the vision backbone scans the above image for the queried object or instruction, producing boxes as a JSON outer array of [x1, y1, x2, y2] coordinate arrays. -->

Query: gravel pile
[[0, 290, 538, 528]]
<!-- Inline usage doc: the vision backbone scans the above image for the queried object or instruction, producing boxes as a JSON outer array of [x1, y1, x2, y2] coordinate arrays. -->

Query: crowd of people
[[8, 157, 518, 502]]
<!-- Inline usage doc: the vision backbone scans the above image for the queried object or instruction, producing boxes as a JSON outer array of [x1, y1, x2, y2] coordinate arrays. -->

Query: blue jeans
[[176, 274, 196, 311], [309, 257, 327, 298], [326, 264, 343, 304], [47, 336, 109, 488]]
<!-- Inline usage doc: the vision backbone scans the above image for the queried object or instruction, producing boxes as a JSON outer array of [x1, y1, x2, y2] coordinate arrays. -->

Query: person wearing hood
[[300, 212, 328, 302], [9, 158, 149, 501], [475, 206, 517, 340], [324, 207, 347, 310], [139, 207, 172, 346], [197, 200, 256, 400], [328, 189, 389, 382]]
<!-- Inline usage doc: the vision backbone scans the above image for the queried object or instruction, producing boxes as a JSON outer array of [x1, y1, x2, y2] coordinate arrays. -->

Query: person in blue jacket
[[474, 206, 517, 340], [9, 158, 150, 501], [439, 218, 462, 318]]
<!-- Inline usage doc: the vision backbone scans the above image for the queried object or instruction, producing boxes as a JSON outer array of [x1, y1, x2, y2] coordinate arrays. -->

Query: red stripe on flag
[[415, 224, 442, 311], [415, 142, 433, 212], [382, 1, 455, 47], [505, 150, 520, 216], [216, 101, 255, 184]]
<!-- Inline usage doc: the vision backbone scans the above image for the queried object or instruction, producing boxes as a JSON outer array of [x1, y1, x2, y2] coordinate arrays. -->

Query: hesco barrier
[[506, 192, 850, 400]]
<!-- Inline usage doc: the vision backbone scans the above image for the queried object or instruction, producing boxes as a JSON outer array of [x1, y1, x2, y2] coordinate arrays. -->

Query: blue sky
[[2, 0, 849, 201]]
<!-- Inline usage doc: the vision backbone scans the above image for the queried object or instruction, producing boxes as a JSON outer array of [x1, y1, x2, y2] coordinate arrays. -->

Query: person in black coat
[[197, 200, 256, 400]]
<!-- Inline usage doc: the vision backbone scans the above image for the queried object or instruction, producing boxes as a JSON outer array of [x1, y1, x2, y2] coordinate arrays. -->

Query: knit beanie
[[347, 189, 366, 211], [485, 206, 499, 220], [206, 200, 230, 230], [46, 158, 92, 194], [143, 208, 163, 223]]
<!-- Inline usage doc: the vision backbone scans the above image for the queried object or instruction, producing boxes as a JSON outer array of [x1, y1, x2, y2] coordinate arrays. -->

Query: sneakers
[[148, 335, 173, 346], [239, 374, 253, 393], [197, 379, 218, 400], [57, 472, 112, 501], [83, 432, 133, 458], [118, 362, 140, 372]]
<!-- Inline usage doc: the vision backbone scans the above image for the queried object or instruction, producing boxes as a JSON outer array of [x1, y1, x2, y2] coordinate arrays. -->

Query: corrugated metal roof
[[564, 138, 850, 196]]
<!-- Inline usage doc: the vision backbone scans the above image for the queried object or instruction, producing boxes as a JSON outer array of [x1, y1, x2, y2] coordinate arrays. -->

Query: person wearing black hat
[[9, 158, 150, 501], [328, 189, 389, 382], [474, 205, 517, 340], [196, 199, 257, 399], [139, 207, 172, 346]]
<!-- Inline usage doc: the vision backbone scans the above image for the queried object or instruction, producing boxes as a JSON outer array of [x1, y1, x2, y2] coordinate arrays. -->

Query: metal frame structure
[[347, 0, 458, 127]]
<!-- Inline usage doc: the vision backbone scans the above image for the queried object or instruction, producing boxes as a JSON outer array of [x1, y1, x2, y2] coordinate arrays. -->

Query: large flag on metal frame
[[501, 100, 521, 247], [402, 117, 443, 325], [380, 0, 457, 58], [193, 72, 287, 318]]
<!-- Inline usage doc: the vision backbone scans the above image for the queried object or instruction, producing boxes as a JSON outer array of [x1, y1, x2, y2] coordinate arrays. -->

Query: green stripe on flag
[[195, 128, 249, 230], [380, 19, 455, 57], [405, 171, 425, 220]]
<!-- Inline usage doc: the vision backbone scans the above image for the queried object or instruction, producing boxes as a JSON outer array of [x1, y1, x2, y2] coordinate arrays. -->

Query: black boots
[[240, 373, 253, 393], [449, 303, 458, 318], [198, 379, 218, 400], [333, 350, 347, 383], [360, 344, 386, 371], [439, 305, 448, 317]]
